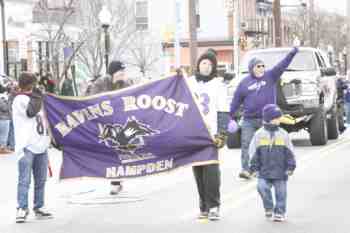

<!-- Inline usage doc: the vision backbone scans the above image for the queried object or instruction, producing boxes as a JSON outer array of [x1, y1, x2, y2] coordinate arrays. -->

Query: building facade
[[157, 0, 277, 73], [0, 0, 38, 77]]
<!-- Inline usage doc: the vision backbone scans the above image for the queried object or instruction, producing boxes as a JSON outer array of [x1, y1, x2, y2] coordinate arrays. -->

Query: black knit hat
[[107, 60, 125, 76], [196, 49, 218, 76]]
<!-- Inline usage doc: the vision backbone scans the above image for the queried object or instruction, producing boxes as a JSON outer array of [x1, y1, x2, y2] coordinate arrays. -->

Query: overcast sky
[[282, 0, 346, 15]]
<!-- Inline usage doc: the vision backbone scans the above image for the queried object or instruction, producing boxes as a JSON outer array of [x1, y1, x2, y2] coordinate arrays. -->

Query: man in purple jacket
[[229, 47, 298, 179]]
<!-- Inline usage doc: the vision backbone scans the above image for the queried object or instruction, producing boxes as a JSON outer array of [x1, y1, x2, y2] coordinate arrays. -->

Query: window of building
[[135, 0, 148, 30]]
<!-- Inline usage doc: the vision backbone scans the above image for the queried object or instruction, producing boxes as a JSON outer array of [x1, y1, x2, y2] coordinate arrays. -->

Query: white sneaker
[[16, 208, 29, 223], [265, 210, 273, 219], [208, 207, 220, 221], [110, 184, 123, 195], [273, 213, 285, 222]]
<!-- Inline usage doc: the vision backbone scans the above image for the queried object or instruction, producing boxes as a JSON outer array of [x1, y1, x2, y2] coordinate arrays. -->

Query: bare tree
[[76, 0, 138, 79], [126, 31, 161, 78], [32, 0, 86, 83], [286, 6, 347, 55]]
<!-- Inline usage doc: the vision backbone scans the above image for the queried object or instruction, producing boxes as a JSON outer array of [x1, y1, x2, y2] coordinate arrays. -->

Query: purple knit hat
[[263, 104, 282, 122]]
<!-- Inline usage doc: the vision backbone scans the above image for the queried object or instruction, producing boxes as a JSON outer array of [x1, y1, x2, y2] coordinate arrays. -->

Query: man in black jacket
[[89, 60, 133, 195]]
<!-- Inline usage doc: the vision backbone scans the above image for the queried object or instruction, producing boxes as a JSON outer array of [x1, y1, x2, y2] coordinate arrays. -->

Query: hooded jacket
[[230, 47, 298, 119], [88, 74, 132, 95], [249, 124, 296, 180]]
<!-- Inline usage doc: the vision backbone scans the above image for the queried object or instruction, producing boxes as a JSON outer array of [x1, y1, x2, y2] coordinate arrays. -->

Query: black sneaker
[[208, 207, 220, 221], [34, 208, 53, 219], [239, 171, 251, 180], [16, 208, 29, 223]]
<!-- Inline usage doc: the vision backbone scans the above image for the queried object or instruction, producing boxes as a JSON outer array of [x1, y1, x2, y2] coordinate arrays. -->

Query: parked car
[[227, 47, 345, 147]]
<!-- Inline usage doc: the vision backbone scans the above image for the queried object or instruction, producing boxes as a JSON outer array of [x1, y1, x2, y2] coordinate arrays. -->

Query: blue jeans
[[240, 118, 262, 171], [257, 178, 287, 215], [17, 149, 48, 210], [0, 119, 10, 146], [7, 120, 15, 150], [345, 102, 350, 124], [217, 112, 231, 133]]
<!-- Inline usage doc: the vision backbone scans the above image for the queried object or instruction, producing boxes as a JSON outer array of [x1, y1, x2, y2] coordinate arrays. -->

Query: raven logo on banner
[[98, 116, 159, 163], [44, 75, 218, 180]]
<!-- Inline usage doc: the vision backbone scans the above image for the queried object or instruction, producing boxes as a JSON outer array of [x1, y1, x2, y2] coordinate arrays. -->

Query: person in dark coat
[[249, 104, 296, 222], [60, 75, 75, 96], [89, 60, 133, 195], [229, 47, 299, 179]]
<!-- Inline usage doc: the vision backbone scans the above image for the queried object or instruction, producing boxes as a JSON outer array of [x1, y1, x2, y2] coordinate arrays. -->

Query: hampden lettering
[[105, 159, 174, 178]]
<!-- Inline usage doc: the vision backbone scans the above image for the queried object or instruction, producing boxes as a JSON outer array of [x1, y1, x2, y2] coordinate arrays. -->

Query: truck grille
[[282, 83, 301, 97]]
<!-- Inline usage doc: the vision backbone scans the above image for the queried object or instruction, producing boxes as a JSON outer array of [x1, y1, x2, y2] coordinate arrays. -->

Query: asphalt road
[[1, 130, 350, 233]]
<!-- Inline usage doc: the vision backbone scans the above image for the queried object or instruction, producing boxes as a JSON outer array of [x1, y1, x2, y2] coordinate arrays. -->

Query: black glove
[[214, 132, 227, 149], [51, 141, 63, 151], [286, 170, 294, 176], [250, 171, 257, 178], [26, 87, 43, 118]]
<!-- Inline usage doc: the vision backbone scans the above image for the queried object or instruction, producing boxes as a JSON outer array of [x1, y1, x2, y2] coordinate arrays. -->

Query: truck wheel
[[227, 130, 241, 149], [337, 103, 346, 133], [327, 105, 339, 139], [310, 108, 328, 145]]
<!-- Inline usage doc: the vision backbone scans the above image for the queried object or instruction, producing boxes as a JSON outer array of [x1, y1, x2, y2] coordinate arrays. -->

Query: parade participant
[[249, 104, 296, 222], [0, 83, 11, 154], [89, 60, 133, 195], [229, 47, 299, 179], [13, 72, 53, 223], [187, 49, 226, 221]]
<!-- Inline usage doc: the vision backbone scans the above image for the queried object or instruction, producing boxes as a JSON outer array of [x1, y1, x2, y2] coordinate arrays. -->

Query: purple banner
[[44, 76, 218, 180]]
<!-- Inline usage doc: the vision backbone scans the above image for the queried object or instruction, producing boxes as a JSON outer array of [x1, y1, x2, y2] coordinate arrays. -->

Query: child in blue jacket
[[249, 104, 296, 222]]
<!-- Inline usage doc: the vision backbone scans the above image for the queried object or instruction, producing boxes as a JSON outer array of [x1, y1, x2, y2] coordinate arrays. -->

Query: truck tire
[[337, 103, 346, 133], [227, 130, 241, 149], [310, 108, 328, 145], [327, 105, 339, 139]]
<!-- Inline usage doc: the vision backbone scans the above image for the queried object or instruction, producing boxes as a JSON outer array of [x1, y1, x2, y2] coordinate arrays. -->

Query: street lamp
[[343, 47, 347, 75], [327, 45, 334, 65], [98, 5, 112, 73], [224, 0, 240, 73]]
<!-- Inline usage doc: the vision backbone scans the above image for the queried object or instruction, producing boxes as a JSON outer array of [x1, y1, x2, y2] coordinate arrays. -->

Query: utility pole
[[233, 0, 240, 73], [188, 0, 197, 75], [273, 0, 282, 47], [309, 0, 315, 47], [0, 0, 8, 75], [174, 0, 181, 68], [347, 0, 350, 75]]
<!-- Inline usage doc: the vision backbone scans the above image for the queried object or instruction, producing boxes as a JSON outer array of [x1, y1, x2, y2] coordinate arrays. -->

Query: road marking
[[220, 138, 350, 216], [180, 136, 350, 220]]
